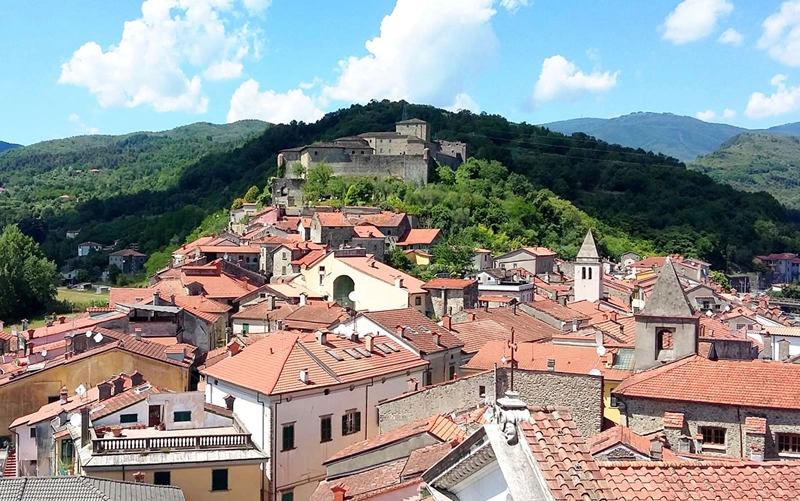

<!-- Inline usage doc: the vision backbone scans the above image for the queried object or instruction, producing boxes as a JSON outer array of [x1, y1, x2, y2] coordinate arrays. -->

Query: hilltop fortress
[[272, 119, 467, 207]]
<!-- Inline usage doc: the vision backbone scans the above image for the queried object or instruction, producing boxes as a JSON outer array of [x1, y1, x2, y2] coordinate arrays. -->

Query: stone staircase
[[2, 448, 16, 477]]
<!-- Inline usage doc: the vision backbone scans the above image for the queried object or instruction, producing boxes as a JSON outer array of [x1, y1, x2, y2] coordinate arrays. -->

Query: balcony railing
[[93, 433, 253, 454]]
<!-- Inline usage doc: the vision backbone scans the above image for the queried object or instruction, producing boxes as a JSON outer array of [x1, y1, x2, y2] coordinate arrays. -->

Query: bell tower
[[573, 230, 603, 303]]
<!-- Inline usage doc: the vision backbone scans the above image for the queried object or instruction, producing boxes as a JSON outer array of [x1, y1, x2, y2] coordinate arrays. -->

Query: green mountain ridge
[[0, 141, 21, 153], [542, 112, 800, 161], [690, 132, 800, 209]]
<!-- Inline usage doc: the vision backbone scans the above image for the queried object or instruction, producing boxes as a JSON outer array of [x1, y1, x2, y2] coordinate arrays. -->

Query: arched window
[[334, 275, 356, 309], [588, 267, 593, 280], [581, 267, 586, 280]]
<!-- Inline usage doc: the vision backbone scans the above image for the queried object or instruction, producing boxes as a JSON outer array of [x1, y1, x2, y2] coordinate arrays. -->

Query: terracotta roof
[[292, 249, 327, 268], [309, 460, 417, 501], [94, 328, 195, 367], [613, 355, 800, 410], [744, 416, 767, 435], [593, 316, 637, 347], [523, 406, 615, 501], [266, 282, 325, 300], [629, 256, 667, 269], [339, 256, 427, 294], [352, 224, 385, 238], [401, 442, 453, 478], [662, 412, 684, 429], [283, 303, 349, 331], [522, 246, 557, 257], [422, 278, 476, 290], [355, 211, 407, 228], [569, 300, 605, 316], [22, 313, 128, 341], [10, 386, 100, 428], [458, 307, 560, 344], [361, 308, 464, 354], [89, 383, 168, 420], [465, 341, 632, 381], [109, 249, 146, 257], [232, 301, 297, 321], [197, 245, 261, 254], [202, 332, 427, 395], [178, 271, 257, 300], [316, 212, 353, 227], [599, 460, 800, 501], [478, 295, 517, 303], [403, 249, 431, 258], [523, 298, 590, 322], [448, 319, 514, 354], [397, 228, 441, 246], [325, 414, 464, 464], [587, 425, 679, 460]]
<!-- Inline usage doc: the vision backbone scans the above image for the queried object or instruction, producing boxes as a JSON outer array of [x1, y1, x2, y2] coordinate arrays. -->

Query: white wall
[[232, 318, 270, 335], [574, 262, 603, 303], [748, 333, 800, 358], [93, 401, 149, 427], [13, 424, 36, 465]]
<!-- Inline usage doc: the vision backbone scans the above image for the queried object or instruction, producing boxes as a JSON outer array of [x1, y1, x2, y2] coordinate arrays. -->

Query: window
[[281, 492, 294, 501], [320, 417, 332, 443], [581, 267, 586, 280], [47, 396, 60, 403], [154, 472, 171, 485], [211, 469, 228, 491], [778, 434, 800, 453], [588, 268, 593, 280], [342, 410, 361, 436], [119, 414, 138, 424], [282, 423, 295, 451], [242, 323, 249, 334], [656, 328, 674, 355], [700, 427, 726, 445], [173, 411, 191, 422], [29, 428, 36, 438], [479, 385, 486, 397], [415, 296, 422, 306], [609, 395, 619, 408], [424, 370, 432, 386], [282, 266, 287, 275], [449, 364, 456, 380], [283, 251, 288, 260]]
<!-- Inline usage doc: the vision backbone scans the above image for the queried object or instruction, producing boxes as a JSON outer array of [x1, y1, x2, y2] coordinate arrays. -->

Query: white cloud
[[722, 108, 737, 119], [59, 0, 262, 113], [718, 27, 744, 45], [241, 0, 270, 14], [499, 0, 530, 13], [68, 114, 100, 135], [227, 79, 325, 124], [661, 0, 734, 45], [745, 74, 800, 119], [696, 109, 717, 121], [447, 93, 480, 113], [322, 0, 498, 109], [533, 55, 619, 104], [758, 1, 800, 66]]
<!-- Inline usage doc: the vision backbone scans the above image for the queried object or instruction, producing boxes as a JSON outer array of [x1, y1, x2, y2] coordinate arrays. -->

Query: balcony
[[92, 427, 254, 454]]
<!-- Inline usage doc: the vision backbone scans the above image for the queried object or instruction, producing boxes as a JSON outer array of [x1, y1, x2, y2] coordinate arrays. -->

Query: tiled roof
[[309, 460, 415, 501], [629, 256, 667, 269], [283, 303, 349, 331], [599, 461, 800, 501], [197, 245, 261, 254], [316, 212, 353, 227], [292, 249, 327, 268], [95, 328, 195, 367], [522, 246, 557, 257], [266, 282, 325, 299], [0, 476, 185, 501], [339, 256, 427, 294], [744, 416, 767, 435], [465, 341, 632, 381], [202, 332, 427, 395], [89, 383, 168, 420], [448, 319, 514, 354], [401, 442, 453, 478], [232, 301, 297, 320], [10, 386, 101, 429], [21, 313, 128, 341], [613, 355, 800, 410], [352, 224, 385, 238], [523, 406, 616, 501], [478, 295, 517, 303], [587, 425, 679, 460], [109, 249, 147, 257], [397, 228, 441, 246], [355, 211, 407, 228], [523, 299, 590, 322], [422, 278, 476, 290], [325, 414, 464, 464], [178, 270, 257, 300], [662, 412, 684, 429], [593, 316, 637, 347], [458, 307, 560, 344], [361, 308, 464, 354]]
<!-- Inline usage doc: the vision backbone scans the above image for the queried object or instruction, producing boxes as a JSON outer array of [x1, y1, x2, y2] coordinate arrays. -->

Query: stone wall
[[322, 155, 430, 184], [377, 368, 603, 438], [620, 397, 800, 459], [428, 284, 479, 319], [272, 178, 305, 208]]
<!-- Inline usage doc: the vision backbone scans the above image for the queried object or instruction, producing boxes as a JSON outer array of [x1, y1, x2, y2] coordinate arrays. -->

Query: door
[[148, 405, 162, 427]]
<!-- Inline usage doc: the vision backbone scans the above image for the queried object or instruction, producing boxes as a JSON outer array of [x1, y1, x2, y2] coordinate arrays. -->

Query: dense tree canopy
[[0, 225, 60, 322]]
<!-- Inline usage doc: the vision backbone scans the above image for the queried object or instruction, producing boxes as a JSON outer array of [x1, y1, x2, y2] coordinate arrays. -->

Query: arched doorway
[[333, 275, 355, 309]]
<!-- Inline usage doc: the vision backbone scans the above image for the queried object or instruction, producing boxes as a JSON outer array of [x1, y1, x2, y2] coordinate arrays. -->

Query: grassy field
[[56, 287, 110, 305]]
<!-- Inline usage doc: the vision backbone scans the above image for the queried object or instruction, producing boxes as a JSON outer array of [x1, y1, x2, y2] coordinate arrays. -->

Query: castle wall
[[320, 155, 429, 184]]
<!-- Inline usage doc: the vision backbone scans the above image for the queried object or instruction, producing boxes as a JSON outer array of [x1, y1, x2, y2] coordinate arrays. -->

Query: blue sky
[[2, 0, 800, 145]]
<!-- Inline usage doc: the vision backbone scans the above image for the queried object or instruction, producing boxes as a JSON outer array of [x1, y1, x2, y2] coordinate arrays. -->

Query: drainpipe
[[364, 378, 374, 440]]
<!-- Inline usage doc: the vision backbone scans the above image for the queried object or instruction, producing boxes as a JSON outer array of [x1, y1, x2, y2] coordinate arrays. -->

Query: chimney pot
[[762, 332, 773, 361], [133, 472, 145, 483], [442, 315, 452, 331], [396, 325, 405, 336], [300, 368, 310, 384], [331, 483, 349, 501], [60, 386, 68, 405], [316, 330, 328, 346], [365, 335, 374, 353], [59, 317, 66, 324]]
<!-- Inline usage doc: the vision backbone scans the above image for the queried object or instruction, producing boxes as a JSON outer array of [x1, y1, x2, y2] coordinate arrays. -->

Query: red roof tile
[[587, 425, 679, 460], [599, 460, 800, 501], [458, 307, 560, 344], [523, 299, 590, 322], [662, 412, 684, 429], [316, 212, 353, 227], [523, 407, 615, 501], [745, 416, 767, 435], [310, 460, 416, 501], [339, 257, 427, 294], [448, 319, 514, 355], [397, 228, 441, 246], [361, 308, 464, 354], [522, 246, 557, 257], [613, 355, 800, 410], [422, 278, 477, 290], [400, 442, 452, 478], [352, 224, 385, 238]]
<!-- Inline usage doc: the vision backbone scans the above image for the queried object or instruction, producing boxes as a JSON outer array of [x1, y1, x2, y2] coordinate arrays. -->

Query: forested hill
[[690, 133, 800, 210], [0, 141, 21, 153], [10, 101, 798, 270], [0, 120, 267, 230]]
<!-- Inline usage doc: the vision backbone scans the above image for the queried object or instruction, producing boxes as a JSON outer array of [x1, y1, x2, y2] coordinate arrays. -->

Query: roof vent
[[300, 369, 310, 384]]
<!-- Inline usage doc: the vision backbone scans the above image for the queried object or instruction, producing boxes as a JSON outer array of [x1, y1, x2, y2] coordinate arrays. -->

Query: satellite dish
[[348, 291, 360, 303], [40, 350, 47, 357], [588, 368, 602, 376], [596, 345, 607, 357], [69, 414, 81, 427], [75, 384, 86, 396], [85, 330, 93, 338], [706, 310, 714, 317], [93, 333, 103, 343]]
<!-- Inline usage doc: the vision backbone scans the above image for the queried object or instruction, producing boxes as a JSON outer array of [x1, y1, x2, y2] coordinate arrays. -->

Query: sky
[[2, 0, 800, 145]]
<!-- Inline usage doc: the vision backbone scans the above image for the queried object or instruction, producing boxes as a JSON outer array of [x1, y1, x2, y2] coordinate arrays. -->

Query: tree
[[386, 246, 412, 272], [0, 225, 60, 322], [231, 198, 245, 210], [108, 264, 122, 284], [709, 270, 731, 291], [303, 162, 335, 202], [431, 240, 476, 278], [243, 185, 260, 203]]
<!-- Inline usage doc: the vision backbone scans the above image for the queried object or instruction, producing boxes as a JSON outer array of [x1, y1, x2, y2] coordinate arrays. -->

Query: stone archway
[[333, 275, 355, 309]]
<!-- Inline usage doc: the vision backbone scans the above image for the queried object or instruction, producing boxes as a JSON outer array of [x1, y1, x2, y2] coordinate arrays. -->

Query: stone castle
[[272, 119, 467, 207]]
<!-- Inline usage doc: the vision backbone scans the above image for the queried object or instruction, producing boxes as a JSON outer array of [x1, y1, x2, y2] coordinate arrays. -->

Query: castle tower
[[395, 118, 430, 142], [573, 230, 603, 303], [634, 258, 698, 372]]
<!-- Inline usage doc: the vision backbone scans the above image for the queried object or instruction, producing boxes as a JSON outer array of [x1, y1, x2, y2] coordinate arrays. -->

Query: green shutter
[[342, 415, 348, 435]]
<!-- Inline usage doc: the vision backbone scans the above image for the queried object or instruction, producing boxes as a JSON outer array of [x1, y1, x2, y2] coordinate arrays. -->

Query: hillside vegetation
[[690, 133, 800, 209], [0, 141, 21, 153], [2, 101, 796, 270], [0, 120, 267, 229]]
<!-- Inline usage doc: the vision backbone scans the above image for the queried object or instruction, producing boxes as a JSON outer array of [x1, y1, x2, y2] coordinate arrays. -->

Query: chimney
[[134, 328, 142, 341], [365, 335, 374, 353], [59, 386, 68, 405], [315, 330, 328, 346], [98, 381, 113, 401], [558, 295, 567, 306], [224, 394, 235, 411], [407, 377, 419, 392], [112, 376, 125, 395], [762, 332, 773, 360], [442, 315, 452, 330], [467, 312, 476, 322], [267, 294, 276, 311], [59, 316, 66, 324], [571, 319, 578, 332], [546, 359, 555, 372], [130, 371, 144, 387], [605, 352, 615, 368], [778, 338, 790, 361], [394, 276, 404, 288], [512, 303, 518, 315], [133, 472, 145, 483], [396, 325, 405, 337], [27, 340, 35, 357], [80, 407, 90, 447], [299, 292, 308, 307], [609, 311, 618, 322], [433, 333, 441, 347], [170, 294, 176, 305], [331, 483, 348, 501], [0, 320, 4, 332], [22, 319, 28, 331], [153, 292, 160, 306], [300, 368, 310, 384], [227, 340, 241, 357], [28, 329, 35, 341], [649, 437, 663, 461]]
